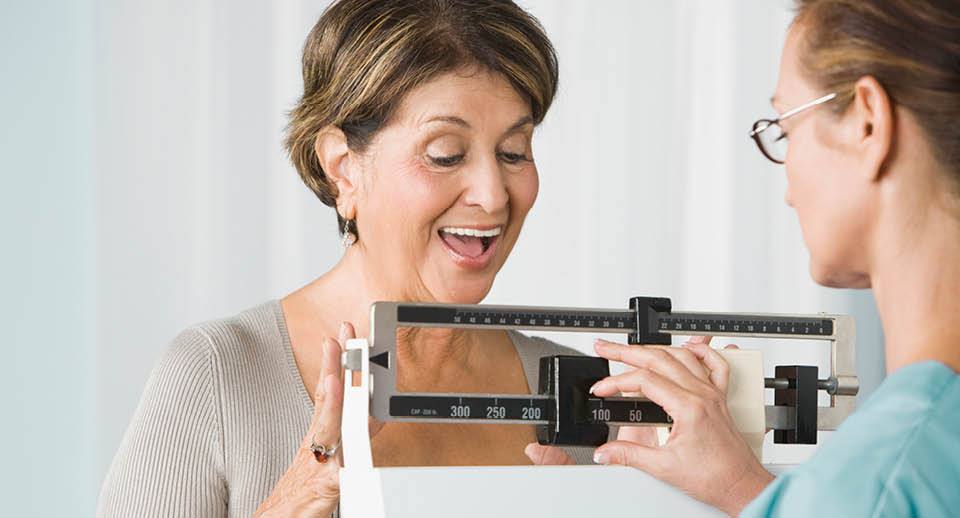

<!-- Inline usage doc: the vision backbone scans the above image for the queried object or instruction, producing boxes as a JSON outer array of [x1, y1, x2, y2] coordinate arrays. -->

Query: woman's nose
[[462, 157, 510, 213]]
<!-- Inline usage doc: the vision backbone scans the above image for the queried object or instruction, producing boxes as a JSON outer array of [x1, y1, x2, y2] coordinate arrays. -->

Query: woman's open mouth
[[437, 226, 502, 270]]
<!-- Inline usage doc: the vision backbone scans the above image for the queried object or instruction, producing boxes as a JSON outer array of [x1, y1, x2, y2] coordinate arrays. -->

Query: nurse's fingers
[[590, 367, 694, 420], [665, 345, 711, 383], [686, 335, 713, 345], [682, 342, 731, 394], [593, 440, 666, 475], [594, 341, 709, 394], [589, 369, 645, 395]]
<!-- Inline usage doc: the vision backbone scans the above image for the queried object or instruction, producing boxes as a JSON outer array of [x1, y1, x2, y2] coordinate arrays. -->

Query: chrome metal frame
[[344, 301, 859, 433]]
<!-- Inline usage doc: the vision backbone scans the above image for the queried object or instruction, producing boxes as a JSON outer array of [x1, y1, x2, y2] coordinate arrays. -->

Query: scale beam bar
[[359, 297, 859, 446]]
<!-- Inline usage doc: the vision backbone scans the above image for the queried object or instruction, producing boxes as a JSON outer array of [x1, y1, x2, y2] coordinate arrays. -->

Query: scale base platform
[[341, 464, 793, 517]]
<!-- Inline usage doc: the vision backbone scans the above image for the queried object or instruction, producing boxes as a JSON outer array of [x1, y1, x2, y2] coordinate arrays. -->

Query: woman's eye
[[775, 131, 789, 142], [428, 154, 464, 167], [498, 152, 530, 164]]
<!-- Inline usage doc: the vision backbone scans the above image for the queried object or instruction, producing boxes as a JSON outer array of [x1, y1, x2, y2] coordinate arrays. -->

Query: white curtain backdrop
[[3, 1, 885, 515]]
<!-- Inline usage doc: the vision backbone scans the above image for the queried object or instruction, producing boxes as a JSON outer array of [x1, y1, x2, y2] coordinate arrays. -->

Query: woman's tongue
[[440, 232, 486, 258]]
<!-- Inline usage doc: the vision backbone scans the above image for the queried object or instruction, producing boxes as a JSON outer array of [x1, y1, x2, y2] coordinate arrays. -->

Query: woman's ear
[[850, 76, 894, 182], [315, 126, 359, 220]]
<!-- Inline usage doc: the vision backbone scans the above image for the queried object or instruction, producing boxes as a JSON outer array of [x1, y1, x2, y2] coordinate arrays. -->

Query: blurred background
[[2, 0, 884, 515]]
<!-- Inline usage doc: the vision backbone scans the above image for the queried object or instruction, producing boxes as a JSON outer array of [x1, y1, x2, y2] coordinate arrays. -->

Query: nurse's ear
[[848, 76, 894, 184], [315, 125, 361, 220]]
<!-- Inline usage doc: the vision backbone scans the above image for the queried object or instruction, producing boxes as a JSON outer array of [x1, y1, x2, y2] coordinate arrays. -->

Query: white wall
[[3, 1, 885, 515], [1, 0, 96, 514]]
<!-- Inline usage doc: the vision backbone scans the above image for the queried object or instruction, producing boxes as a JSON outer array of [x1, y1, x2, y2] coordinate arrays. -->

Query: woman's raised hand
[[254, 323, 364, 517], [590, 337, 773, 516]]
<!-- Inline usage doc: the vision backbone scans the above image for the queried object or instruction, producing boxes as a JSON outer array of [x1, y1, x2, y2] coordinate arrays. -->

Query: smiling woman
[[285, 0, 557, 246], [94, 1, 592, 517]]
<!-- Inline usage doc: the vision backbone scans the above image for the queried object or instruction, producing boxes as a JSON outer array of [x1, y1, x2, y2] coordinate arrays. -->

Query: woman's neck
[[872, 203, 960, 374], [288, 244, 481, 368]]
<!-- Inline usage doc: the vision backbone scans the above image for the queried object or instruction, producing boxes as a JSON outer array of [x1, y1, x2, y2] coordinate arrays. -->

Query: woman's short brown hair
[[793, 0, 960, 188], [285, 0, 559, 238]]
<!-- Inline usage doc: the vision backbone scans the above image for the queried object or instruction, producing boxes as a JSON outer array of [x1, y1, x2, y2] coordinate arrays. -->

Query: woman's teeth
[[438, 226, 501, 258], [439, 226, 502, 237]]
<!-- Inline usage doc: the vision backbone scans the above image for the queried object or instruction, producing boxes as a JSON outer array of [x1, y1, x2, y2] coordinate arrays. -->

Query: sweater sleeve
[[97, 327, 227, 518]]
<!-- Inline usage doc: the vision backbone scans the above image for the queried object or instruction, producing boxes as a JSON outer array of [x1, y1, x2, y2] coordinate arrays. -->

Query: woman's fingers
[[304, 337, 346, 450], [257, 327, 357, 517], [339, 321, 356, 346], [686, 335, 713, 345], [313, 338, 343, 406], [524, 443, 575, 465], [594, 341, 710, 393], [316, 371, 345, 465]]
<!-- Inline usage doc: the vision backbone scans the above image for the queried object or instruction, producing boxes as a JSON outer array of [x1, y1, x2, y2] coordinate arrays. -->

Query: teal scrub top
[[742, 361, 959, 517]]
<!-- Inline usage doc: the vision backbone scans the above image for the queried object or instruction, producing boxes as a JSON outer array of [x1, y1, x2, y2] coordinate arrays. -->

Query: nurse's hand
[[590, 337, 773, 516], [524, 426, 662, 466], [524, 345, 695, 466]]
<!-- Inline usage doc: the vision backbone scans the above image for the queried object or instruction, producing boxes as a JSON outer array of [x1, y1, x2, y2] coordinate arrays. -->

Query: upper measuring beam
[[392, 296, 836, 344]]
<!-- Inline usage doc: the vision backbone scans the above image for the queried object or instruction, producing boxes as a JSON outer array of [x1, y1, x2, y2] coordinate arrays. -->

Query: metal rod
[[765, 376, 838, 394]]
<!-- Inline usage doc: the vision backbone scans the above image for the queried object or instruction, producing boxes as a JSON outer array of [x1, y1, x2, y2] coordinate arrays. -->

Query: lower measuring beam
[[388, 357, 673, 446], [388, 395, 671, 427]]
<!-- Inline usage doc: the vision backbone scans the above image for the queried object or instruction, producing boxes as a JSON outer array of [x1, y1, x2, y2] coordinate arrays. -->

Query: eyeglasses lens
[[757, 123, 788, 163]]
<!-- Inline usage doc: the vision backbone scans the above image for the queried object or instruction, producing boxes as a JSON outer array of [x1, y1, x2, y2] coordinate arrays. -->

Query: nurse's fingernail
[[593, 451, 608, 465], [589, 381, 601, 395]]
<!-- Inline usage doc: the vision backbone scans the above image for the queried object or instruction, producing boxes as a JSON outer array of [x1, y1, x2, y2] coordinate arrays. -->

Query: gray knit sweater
[[96, 300, 594, 517]]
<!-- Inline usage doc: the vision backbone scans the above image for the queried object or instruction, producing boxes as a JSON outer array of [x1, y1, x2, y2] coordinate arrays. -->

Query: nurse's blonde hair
[[793, 0, 960, 190]]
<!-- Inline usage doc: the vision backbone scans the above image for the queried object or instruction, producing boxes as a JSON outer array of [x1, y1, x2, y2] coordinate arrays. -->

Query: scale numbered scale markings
[[344, 296, 859, 446], [390, 394, 671, 427]]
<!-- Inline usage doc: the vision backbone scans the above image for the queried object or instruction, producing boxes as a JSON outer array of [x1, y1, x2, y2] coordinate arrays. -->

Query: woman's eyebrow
[[423, 115, 470, 128], [421, 114, 534, 132], [506, 115, 534, 132]]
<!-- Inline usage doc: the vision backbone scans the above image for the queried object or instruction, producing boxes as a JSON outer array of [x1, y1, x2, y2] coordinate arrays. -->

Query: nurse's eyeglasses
[[749, 92, 838, 164]]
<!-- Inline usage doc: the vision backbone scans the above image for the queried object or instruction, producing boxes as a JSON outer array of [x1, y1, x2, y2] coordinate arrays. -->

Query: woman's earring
[[341, 220, 356, 249]]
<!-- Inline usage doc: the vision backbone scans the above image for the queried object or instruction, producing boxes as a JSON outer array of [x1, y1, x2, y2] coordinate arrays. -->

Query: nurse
[[528, 0, 960, 515]]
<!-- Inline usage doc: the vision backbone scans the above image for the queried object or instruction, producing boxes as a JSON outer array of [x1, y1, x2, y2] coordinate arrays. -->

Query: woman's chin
[[436, 279, 495, 305]]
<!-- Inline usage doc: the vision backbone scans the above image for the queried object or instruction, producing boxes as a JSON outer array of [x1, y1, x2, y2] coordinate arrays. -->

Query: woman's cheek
[[510, 166, 540, 217], [396, 162, 452, 214]]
